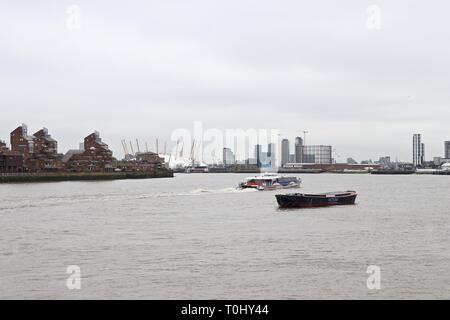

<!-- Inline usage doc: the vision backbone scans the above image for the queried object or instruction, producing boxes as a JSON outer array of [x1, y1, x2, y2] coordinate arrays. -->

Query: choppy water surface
[[0, 173, 449, 299]]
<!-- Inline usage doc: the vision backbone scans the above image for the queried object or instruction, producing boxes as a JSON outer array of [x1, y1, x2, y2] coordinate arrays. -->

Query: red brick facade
[[117, 152, 165, 172], [0, 140, 24, 173], [4, 125, 170, 175], [32, 128, 64, 171], [10, 125, 63, 172], [10, 125, 35, 160], [64, 132, 116, 172]]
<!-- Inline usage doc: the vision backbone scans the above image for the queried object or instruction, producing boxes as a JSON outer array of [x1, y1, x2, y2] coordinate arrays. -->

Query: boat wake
[[189, 187, 257, 194], [134, 187, 257, 200], [0, 188, 257, 212]]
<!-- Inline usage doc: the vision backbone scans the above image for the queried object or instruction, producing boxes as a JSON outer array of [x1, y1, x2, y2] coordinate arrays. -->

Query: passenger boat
[[238, 173, 301, 191], [276, 191, 357, 208], [185, 165, 209, 173]]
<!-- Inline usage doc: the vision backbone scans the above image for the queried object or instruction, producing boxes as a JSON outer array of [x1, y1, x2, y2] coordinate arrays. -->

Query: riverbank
[[0, 170, 173, 183]]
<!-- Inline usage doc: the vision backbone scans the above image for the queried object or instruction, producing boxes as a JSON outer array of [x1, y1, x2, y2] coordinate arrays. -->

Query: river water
[[0, 173, 449, 299]]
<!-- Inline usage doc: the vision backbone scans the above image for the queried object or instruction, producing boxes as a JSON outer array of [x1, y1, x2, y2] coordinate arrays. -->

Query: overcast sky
[[1, 0, 450, 162]]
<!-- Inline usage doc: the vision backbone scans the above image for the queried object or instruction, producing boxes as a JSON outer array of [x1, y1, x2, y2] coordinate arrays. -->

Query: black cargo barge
[[276, 191, 357, 208]]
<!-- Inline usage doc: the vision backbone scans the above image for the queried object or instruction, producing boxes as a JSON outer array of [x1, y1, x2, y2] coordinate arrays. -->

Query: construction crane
[[297, 130, 309, 145]]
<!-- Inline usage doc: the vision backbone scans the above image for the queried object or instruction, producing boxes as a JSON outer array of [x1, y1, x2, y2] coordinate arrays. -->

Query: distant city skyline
[[2, 123, 450, 166]]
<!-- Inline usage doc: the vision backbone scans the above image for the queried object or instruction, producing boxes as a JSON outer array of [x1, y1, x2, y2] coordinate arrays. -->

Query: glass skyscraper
[[302, 145, 332, 164], [413, 134, 424, 167]]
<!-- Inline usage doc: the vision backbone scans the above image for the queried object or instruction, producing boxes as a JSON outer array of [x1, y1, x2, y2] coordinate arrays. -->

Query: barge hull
[[276, 191, 357, 208]]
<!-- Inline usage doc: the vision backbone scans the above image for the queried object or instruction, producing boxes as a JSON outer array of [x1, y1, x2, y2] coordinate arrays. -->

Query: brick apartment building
[[32, 128, 64, 171], [117, 152, 165, 172], [0, 140, 24, 173], [10, 124, 63, 172], [63, 131, 116, 172], [4, 125, 170, 175], [10, 124, 35, 160]]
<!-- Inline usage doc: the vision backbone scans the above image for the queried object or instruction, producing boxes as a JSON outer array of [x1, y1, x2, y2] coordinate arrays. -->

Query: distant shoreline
[[0, 171, 174, 183]]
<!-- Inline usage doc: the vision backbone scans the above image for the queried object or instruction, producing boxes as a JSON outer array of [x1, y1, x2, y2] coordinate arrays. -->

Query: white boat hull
[[238, 174, 301, 191]]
